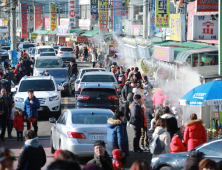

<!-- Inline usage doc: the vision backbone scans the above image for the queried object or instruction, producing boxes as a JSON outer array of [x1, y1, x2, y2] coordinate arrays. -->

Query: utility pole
[[7, 0, 10, 39], [143, 0, 148, 39], [10, 0, 16, 50], [58, 2, 60, 25]]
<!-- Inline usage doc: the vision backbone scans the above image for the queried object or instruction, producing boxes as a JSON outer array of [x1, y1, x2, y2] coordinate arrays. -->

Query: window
[[82, 75, 115, 82], [86, 5, 90, 19], [80, 5, 86, 18], [80, 69, 105, 78], [134, 5, 143, 17], [198, 141, 222, 157], [60, 48, 73, 51], [72, 113, 112, 124], [81, 88, 116, 97], [38, 48, 55, 53], [40, 53, 56, 56], [42, 70, 68, 78], [57, 111, 68, 125], [23, 44, 35, 48], [19, 80, 55, 92], [36, 59, 61, 68]]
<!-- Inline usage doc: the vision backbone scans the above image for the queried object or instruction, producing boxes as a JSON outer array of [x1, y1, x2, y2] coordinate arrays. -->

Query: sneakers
[[140, 147, 146, 151], [149, 127, 154, 131], [133, 148, 143, 153]]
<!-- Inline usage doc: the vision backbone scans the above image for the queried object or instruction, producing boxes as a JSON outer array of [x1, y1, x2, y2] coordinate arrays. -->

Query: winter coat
[[92, 53, 97, 62], [170, 135, 186, 153], [129, 101, 144, 129], [17, 137, 46, 170], [13, 115, 24, 131], [161, 114, 179, 138], [152, 126, 171, 157], [144, 99, 154, 138], [87, 151, 113, 170], [154, 108, 163, 121], [68, 64, 78, 76], [23, 96, 40, 118], [152, 91, 166, 106], [184, 119, 207, 151], [0, 94, 11, 116], [121, 83, 133, 102], [143, 80, 153, 95], [134, 72, 142, 80], [112, 149, 124, 170], [107, 118, 129, 157]]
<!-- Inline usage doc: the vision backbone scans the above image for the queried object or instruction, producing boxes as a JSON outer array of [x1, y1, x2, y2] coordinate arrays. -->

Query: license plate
[[91, 134, 104, 141], [38, 107, 43, 111]]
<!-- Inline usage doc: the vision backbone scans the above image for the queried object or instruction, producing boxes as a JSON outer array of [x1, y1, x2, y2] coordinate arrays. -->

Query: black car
[[151, 138, 222, 170], [42, 68, 75, 96], [76, 84, 119, 112]]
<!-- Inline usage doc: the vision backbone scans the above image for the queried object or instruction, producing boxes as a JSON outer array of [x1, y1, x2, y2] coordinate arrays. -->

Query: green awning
[[82, 30, 99, 36], [32, 30, 49, 34], [70, 29, 83, 33], [16, 28, 21, 33], [93, 32, 113, 38], [47, 30, 57, 34]]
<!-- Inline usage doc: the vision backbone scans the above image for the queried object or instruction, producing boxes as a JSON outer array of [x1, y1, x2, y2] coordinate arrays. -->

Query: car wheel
[[50, 135, 55, 154], [160, 166, 173, 170]]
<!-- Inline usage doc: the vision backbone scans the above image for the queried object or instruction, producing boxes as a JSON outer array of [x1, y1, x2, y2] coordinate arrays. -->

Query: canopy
[[32, 30, 49, 34], [82, 30, 99, 36], [93, 32, 113, 38], [70, 29, 82, 33], [47, 30, 57, 34]]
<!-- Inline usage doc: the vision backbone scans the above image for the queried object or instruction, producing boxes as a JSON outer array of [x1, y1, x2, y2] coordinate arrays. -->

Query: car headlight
[[62, 82, 68, 87], [14, 97, 24, 102], [151, 157, 159, 164], [49, 95, 59, 101]]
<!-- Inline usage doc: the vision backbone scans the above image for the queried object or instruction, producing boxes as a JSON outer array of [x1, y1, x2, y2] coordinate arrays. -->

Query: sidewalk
[[0, 140, 54, 170]]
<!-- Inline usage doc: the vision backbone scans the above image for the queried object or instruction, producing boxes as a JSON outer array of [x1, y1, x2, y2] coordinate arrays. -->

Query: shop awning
[[93, 32, 113, 38], [70, 29, 83, 33], [174, 47, 218, 64], [32, 30, 49, 34], [82, 30, 99, 36], [47, 30, 57, 34], [193, 65, 222, 79]]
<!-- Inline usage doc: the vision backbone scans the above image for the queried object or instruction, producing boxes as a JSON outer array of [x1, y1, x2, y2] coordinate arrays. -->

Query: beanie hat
[[83, 163, 102, 170], [54, 149, 63, 159]]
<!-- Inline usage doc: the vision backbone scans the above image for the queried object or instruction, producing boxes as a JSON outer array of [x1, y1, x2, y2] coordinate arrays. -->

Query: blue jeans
[[7, 119, 13, 137]]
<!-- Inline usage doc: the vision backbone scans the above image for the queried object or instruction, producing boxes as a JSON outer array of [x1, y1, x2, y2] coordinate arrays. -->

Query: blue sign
[[91, 0, 98, 24], [150, 0, 156, 38], [12, 50, 17, 67], [113, 0, 122, 34]]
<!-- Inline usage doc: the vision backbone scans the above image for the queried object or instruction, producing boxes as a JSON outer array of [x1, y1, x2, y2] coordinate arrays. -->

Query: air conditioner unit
[[135, 14, 143, 20]]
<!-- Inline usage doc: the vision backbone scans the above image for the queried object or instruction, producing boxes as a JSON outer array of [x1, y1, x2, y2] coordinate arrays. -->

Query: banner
[[196, 0, 218, 12], [170, 13, 186, 41], [69, 0, 75, 27], [91, 0, 98, 25], [153, 46, 174, 62], [99, 0, 108, 33], [155, 0, 170, 28], [113, 0, 122, 34], [50, 3, 57, 31], [34, 6, 42, 30], [21, 3, 27, 38], [150, 0, 155, 38], [57, 25, 69, 35], [45, 17, 50, 29], [122, 0, 129, 19]]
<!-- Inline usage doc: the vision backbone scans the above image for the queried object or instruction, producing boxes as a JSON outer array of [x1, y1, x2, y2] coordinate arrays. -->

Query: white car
[[12, 76, 63, 117], [35, 46, 55, 58]]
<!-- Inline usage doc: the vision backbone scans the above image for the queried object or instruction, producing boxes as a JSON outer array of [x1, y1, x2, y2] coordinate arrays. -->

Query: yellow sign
[[155, 0, 170, 28], [99, 0, 108, 33], [3, 20, 8, 24], [50, 3, 57, 31], [170, 13, 186, 41]]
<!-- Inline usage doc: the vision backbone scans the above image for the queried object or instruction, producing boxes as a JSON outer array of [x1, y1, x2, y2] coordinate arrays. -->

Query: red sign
[[76, 37, 88, 42], [69, 10, 75, 17], [58, 37, 66, 45], [196, 0, 218, 12], [44, 17, 50, 29], [21, 3, 27, 38], [35, 6, 42, 30]]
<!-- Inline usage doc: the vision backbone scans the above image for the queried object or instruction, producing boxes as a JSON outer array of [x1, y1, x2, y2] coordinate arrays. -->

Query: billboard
[[91, 0, 98, 25], [153, 46, 174, 62], [21, 3, 27, 38], [99, 0, 108, 33], [50, 3, 57, 31], [196, 0, 218, 12], [113, 0, 122, 34], [150, 0, 155, 38], [155, 0, 170, 28], [34, 6, 42, 30], [69, 0, 75, 27], [170, 13, 186, 41], [57, 25, 69, 35]]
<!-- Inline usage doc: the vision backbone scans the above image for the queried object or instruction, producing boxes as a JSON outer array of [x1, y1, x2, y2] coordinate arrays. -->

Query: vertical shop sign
[[113, 0, 122, 34], [69, 0, 75, 27], [91, 0, 98, 25], [34, 6, 42, 30], [75, 0, 79, 27], [170, 13, 186, 41], [155, 0, 170, 28], [99, 0, 108, 33], [50, 3, 57, 31], [150, 0, 155, 38], [196, 0, 218, 12], [21, 3, 27, 38], [122, 0, 129, 19], [219, 0, 221, 75]]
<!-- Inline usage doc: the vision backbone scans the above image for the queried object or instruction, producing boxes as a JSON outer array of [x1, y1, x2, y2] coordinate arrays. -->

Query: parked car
[[151, 138, 222, 170], [49, 108, 114, 157], [0, 46, 10, 51], [12, 76, 63, 117], [39, 52, 56, 57], [18, 43, 35, 52], [30, 47, 36, 58], [57, 47, 75, 66], [52, 46, 60, 54], [35, 46, 55, 58], [28, 47, 35, 55], [42, 68, 75, 96]]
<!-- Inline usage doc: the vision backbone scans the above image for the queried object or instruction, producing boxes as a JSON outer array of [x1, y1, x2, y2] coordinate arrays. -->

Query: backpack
[[118, 74, 125, 86], [149, 132, 164, 154]]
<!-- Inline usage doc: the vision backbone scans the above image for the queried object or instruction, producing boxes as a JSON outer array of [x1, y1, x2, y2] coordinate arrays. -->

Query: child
[[170, 134, 186, 153], [7, 101, 16, 138], [112, 149, 124, 170], [13, 109, 24, 141]]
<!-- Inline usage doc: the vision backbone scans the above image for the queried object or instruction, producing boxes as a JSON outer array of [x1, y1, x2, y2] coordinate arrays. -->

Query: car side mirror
[[49, 117, 56, 123], [11, 87, 17, 92], [57, 85, 64, 91]]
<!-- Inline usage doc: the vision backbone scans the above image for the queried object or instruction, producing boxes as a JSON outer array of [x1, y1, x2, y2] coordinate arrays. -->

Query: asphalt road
[[1, 61, 152, 169]]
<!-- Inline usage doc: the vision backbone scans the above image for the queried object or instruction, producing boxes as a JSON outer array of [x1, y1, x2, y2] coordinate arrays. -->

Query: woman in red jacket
[[170, 134, 186, 153], [13, 109, 25, 141], [183, 113, 207, 151]]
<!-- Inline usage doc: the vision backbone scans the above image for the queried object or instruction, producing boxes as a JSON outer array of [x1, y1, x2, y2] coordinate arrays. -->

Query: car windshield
[[23, 44, 35, 48], [53, 46, 59, 49], [19, 80, 55, 92], [81, 75, 115, 82], [81, 88, 116, 97], [72, 113, 112, 124], [40, 53, 56, 56], [80, 69, 105, 78], [31, 48, 36, 54], [36, 59, 60, 68], [39, 48, 54, 53], [42, 70, 68, 78], [60, 48, 73, 51]]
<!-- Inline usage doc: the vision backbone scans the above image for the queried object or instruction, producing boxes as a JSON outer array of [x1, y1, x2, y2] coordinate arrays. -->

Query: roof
[[82, 83, 115, 89], [47, 30, 57, 34], [70, 29, 83, 33], [193, 65, 222, 79], [79, 68, 106, 71], [32, 30, 49, 34], [83, 71, 114, 76], [36, 46, 53, 49], [82, 30, 99, 36], [93, 32, 113, 38], [21, 76, 53, 80], [43, 68, 67, 71], [70, 108, 114, 114], [36, 56, 61, 60]]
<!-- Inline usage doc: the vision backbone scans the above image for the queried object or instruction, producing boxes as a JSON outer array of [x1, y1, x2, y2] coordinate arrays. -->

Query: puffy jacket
[[129, 101, 144, 128], [184, 119, 207, 151], [152, 90, 166, 106], [13, 115, 24, 130], [0, 94, 11, 116], [17, 137, 46, 170], [112, 149, 124, 170], [107, 118, 129, 157], [170, 135, 186, 153], [23, 96, 40, 118]]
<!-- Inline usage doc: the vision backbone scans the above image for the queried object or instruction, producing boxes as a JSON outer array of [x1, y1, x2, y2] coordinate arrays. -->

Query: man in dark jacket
[[17, 130, 46, 170], [0, 88, 11, 141], [24, 57, 31, 76], [23, 89, 40, 136], [129, 94, 143, 153], [68, 60, 78, 77], [83, 47, 88, 61], [87, 140, 113, 170], [121, 80, 137, 121]]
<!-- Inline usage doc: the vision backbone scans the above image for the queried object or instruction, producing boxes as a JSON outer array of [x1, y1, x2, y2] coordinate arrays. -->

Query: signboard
[[45, 17, 50, 29], [60, 18, 69, 26], [153, 46, 174, 62], [192, 15, 218, 40], [157, 68, 170, 80], [196, 0, 218, 12], [50, 3, 57, 31], [2, 19, 7, 24], [69, 0, 75, 27], [155, 0, 170, 28], [21, 3, 27, 38], [79, 19, 91, 27], [170, 13, 186, 41], [150, 0, 155, 38], [122, 0, 129, 19], [57, 25, 69, 35], [99, 0, 108, 33], [113, 0, 122, 34], [124, 44, 139, 59], [58, 37, 66, 44], [91, 0, 98, 25], [76, 37, 88, 42], [34, 6, 42, 30], [138, 46, 150, 58]]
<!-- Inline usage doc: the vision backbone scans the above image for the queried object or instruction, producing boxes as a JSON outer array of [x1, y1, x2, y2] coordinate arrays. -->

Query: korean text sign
[[196, 0, 218, 12], [122, 0, 129, 19], [153, 46, 174, 62], [170, 13, 186, 41], [34, 6, 42, 30], [21, 3, 27, 38], [50, 3, 57, 31], [150, 0, 155, 38], [113, 0, 122, 34], [91, 0, 98, 24], [99, 0, 108, 33], [155, 0, 170, 28], [69, 0, 75, 27]]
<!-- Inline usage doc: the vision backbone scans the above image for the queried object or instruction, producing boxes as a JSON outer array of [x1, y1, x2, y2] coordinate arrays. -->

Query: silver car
[[57, 47, 75, 65], [49, 108, 113, 157], [39, 52, 56, 57]]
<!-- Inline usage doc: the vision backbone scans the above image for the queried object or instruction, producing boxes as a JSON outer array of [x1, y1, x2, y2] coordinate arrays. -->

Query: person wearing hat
[[44, 70, 50, 76], [68, 60, 78, 77], [0, 146, 15, 170], [107, 111, 129, 163]]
